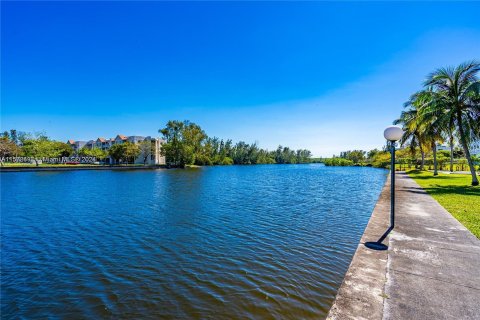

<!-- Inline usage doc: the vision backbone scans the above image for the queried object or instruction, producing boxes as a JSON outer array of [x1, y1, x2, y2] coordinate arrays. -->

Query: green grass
[[407, 170, 480, 238]]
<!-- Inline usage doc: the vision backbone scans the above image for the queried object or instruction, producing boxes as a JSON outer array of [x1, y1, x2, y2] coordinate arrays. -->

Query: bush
[[371, 152, 391, 168], [323, 158, 354, 166], [221, 157, 234, 165], [195, 154, 213, 166]]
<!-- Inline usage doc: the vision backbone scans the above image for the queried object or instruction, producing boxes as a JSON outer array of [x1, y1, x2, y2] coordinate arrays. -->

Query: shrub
[[221, 157, 234, 165], [323, 158, 354, 166]]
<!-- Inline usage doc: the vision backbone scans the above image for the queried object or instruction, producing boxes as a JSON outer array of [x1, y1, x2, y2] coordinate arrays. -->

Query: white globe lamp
[[384, 126, 404, 142]]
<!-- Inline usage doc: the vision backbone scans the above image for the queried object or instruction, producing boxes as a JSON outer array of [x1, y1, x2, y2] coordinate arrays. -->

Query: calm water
[[1, 164, 386, 319]]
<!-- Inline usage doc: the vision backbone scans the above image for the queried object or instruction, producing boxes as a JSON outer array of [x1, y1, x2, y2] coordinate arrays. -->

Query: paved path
[[327, 172, 480, 320]]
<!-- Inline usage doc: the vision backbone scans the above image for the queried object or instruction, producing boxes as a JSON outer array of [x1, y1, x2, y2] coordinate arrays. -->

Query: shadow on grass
[[408, 175, 453, 180], [403, 185, 479, 197], [407, 169, 479, 180]]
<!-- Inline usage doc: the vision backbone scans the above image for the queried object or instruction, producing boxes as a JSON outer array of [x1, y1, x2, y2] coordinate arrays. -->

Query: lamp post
[[384, 126, 404, 233], [366, 126, 403, 250]]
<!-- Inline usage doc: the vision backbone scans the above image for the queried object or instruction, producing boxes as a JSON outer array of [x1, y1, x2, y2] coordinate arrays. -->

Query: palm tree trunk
[[432, 142, 438, 176], [457, 114, 479, 186], [420, 149, 425, 170], [449, 135, 454, 172]]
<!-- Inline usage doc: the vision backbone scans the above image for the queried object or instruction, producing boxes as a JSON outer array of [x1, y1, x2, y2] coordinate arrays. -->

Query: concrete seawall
[[326, 173, 392, 319]]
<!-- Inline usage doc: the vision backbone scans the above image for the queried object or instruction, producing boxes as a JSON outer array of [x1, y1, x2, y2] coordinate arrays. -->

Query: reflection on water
[[1, 164, 386, 319]]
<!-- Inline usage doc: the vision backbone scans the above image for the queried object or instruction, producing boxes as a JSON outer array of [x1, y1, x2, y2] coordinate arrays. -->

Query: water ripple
[[1, 164, 386, 319]]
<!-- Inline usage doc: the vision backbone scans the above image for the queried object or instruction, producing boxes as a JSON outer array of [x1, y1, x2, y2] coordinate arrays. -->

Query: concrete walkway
[[327, 172, 480, 320]]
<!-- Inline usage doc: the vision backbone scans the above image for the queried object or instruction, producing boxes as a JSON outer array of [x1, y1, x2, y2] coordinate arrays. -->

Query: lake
[[1, 164, 387, 319]]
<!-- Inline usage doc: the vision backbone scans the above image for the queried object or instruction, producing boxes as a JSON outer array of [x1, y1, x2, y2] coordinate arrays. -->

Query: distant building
[[67, 140, 87, 153], [67, 134, 166, 165], [470, 142, 480, 156], [85, 140, 95, 149], [436, 144, 449, 151], [127, 136, 145, 144], [114, 134, 127, 145]]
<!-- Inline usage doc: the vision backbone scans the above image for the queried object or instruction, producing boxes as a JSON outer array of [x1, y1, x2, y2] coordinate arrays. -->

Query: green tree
[[417, 93, 445, 176], [394, 95, 428, 170], [123, 142, 141, 164], [80, 147, 107, 160], [340, 150, 366, 164], [108, 144, 124, 164], [367, 149, 380, 161], [159, 120, 186, 166], [371, 151, 391, 169], [51, 141, 74, 157], [0, 137, 20, 159], [323, 158, 354, 166], [183, 121, 207, 164], [108, 142, 140, 164], [139, 140, 153, 165], [20, 133, 54, 166], [221, 157, 234, 165], [423, 60, 480, 185]]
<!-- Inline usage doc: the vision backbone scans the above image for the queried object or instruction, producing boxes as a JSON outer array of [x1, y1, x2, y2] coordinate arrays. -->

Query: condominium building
[[436, 142, 480, 156], [471, 143, 480, 156], [435, 144, 449, 151], [67, 134, 166, 165], [67, 140, 87, 152]]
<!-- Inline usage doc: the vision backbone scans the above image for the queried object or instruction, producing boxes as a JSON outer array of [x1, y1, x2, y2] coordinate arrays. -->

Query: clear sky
[[2, 1, 480, 156]]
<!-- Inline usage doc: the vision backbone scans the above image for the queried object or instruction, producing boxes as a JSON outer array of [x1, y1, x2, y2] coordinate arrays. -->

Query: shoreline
[[326, 173, 391, 319], [0, 165, 167, 173]]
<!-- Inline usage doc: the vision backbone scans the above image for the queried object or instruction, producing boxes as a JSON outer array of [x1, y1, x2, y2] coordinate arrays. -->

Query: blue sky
[[2, 1, 480, 156]]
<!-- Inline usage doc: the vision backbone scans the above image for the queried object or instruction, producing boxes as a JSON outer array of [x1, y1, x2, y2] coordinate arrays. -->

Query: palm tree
[[395, 92, 429, 170], [424, 61, 480, 185], [447, 129, 455, 173], [418, 114, 444, 176]]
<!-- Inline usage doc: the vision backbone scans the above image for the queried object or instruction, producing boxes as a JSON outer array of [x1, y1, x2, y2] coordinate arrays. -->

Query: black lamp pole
[[366, 139, 396, 249], [365, 127, 402, 250], [390, 140, 395, 230]]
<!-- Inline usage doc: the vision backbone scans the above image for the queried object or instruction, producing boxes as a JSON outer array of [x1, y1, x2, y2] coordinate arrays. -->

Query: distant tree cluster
[[79, 146, 108, 159], [1, 130, 74, 165], [323, 158, 354, 166], [159, 120, 312, 166], [323, 146, 479, 173], [0, 130, 144, 166], [339, 150, 366, 164]]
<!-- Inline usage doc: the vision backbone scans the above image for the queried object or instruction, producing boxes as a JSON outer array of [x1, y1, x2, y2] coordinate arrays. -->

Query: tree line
[[159, 120, 312, 166], [323, 147, 479, 171], [0, 131, 73, 165], [0, 123, 313, 167]]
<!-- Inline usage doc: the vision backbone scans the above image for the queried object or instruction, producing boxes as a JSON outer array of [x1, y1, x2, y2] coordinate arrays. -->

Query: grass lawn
[[407, 170, 480, 238]]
